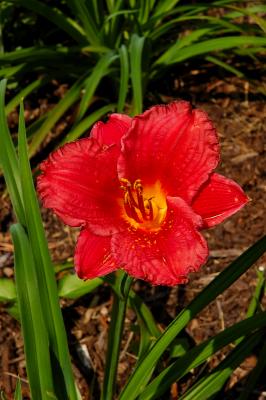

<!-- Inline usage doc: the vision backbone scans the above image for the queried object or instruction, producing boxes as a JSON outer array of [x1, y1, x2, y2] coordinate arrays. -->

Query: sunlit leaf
[[156, 36, 266, 65], [58, 274, 103, 298], [0, 278, 16, 302]]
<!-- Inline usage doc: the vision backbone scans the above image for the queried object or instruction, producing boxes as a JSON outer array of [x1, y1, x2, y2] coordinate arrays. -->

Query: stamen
[[120, 178, 162, 226], [120, 178, 138, 208], [134, 180, 150, 220], [124, 196, 142, 223], [147, 199, 154, 220]]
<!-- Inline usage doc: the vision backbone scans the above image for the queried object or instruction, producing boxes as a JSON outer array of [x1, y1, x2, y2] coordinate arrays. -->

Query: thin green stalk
[[246, 268, 265, 318], [101, 273, 133, 400], [14, 379, 22, 400]]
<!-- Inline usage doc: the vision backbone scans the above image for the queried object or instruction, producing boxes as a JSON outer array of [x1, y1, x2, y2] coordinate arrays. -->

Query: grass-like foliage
[[0, 77, 266, 399], [0, 1, 266, 398], [0, 0, 265, 156]]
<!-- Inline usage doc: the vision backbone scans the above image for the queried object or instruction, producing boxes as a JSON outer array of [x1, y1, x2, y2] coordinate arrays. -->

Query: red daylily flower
[[37, 102, 248, 286]]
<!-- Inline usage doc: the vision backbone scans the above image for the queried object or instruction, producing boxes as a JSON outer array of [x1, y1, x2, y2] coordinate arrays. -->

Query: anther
[[120, 178, 131, 188], [134, 179, 143, 192]]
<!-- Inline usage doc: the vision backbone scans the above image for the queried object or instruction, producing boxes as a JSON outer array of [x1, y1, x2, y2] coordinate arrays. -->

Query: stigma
[[120, 178, 167, 230]]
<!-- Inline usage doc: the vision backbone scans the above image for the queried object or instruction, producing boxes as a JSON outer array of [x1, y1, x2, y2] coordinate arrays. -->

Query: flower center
[[120, 178, 167, 231]]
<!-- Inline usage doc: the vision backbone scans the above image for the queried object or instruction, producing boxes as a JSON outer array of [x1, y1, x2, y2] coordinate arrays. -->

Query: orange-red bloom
[[38, 102, 248, 285]]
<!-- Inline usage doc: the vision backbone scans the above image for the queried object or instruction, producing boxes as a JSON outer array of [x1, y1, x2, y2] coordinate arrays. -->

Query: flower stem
[[101, 272, 133, 400]]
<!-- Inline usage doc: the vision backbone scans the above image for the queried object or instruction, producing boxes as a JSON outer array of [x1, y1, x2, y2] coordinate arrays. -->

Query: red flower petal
[[37, 138, 125, 235], [192, 173, 249, 228], [91, 113, 131, 147], [111, 197, 208, 286], [118, 101, 219, 203], [75, 229, 117, 279]]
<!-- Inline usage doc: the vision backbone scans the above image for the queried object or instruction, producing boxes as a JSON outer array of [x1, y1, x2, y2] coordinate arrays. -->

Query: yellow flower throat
[[120, 178, 167, 231]]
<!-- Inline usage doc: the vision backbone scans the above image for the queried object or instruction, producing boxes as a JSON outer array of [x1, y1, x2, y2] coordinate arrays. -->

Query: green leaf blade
[[117, 45, 129, 113], [14, 379, 22, 400], [58, 274, 103, 299], [0, 278, 16, 302], [119, 235, 266, 399], [18, 103, 78, 399], [156, 36, 266, 65], [0, 79, 25, 223], [60, 103, 115, 145], [140, 311, 266, 400], [130, 34, 145, 115], [76, 52, 118, 123], [11, 223, 55, 399], [10, 0, 87, 44], [179, 331, 263, 400]]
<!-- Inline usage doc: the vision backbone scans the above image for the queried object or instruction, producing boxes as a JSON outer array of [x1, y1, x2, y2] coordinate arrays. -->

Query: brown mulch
[[0, 77, 265, 399]]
